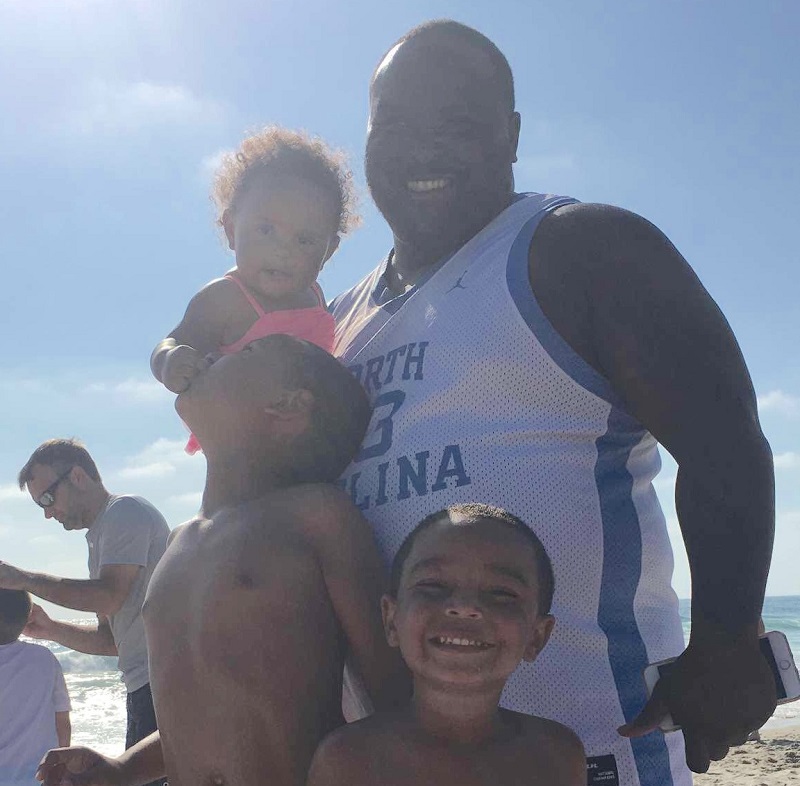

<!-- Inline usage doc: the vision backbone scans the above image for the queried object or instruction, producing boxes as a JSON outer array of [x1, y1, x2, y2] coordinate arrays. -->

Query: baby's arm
[[151, 279, 237, 392], [302, 488, 410, 712]]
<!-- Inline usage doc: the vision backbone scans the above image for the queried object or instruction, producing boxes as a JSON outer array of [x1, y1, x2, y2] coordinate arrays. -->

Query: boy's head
[[383, 503, 555, 690], [213, 126, 360, 301], [177, 334, 371, 484], [0, 589, 32, 644]]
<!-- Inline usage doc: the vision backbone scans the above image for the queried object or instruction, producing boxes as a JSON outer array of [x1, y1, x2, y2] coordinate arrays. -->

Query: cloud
[[84, 378, 169, 405], [0, 484, 24, 502], [65, 79, 227, 137], [116, 461, 177, 481], [758, 390, 800, 417], [774, 452, 800, 470], [200, 148, 229, 182], [166, 492, 202, 508], [777, 510, 800, 528], [112, 438, 193, 482], [28, 535, 61, 547]]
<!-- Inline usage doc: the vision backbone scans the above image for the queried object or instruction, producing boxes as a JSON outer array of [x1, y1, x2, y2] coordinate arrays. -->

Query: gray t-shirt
[[85, 495, 169, 693]]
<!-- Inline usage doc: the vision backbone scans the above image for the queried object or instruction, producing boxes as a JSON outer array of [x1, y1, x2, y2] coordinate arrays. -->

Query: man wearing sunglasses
[[0, 438, 169, 770]]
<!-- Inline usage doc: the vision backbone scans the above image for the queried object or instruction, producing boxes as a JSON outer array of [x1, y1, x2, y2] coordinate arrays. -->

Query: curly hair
[[211, 126, 360, 235]]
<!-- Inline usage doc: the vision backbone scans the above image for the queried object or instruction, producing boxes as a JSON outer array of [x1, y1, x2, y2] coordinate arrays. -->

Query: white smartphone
[[643, 630, 800, 733]]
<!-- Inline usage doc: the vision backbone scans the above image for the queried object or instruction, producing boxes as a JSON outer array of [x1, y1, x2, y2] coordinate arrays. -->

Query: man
[[332, 20, 776, 786], [0, 439, 169, 767], [36, 335, 407, 786]]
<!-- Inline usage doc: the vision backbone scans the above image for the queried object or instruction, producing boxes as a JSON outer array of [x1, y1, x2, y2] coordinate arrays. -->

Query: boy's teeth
[[407, 179, 448, 192], [437, 636, 488, 648]]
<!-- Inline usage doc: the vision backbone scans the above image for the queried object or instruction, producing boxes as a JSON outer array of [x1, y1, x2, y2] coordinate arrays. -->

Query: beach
[[695, 725, 800, 785]]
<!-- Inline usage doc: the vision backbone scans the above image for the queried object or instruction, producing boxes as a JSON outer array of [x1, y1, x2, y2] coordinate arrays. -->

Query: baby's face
[[226, 173, 339, 301], [383, 517, 554, 691]]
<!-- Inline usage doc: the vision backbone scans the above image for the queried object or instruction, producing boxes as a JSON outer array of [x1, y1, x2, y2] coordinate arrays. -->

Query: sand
[[693, 726, 800, 785]]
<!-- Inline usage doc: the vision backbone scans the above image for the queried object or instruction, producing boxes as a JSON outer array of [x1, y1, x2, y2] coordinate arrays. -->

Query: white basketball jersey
[[332, 193, 689, 786]]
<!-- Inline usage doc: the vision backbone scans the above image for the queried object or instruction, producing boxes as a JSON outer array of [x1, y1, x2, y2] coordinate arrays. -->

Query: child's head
[[177, 334, 371, 483], [212, 126, 359, 301], [0, 589, 32, 644], [383, 503, 555, 691]]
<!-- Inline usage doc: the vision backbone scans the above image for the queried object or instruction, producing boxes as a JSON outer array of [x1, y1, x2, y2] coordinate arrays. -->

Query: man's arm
[[26, 605, 118, 656], [0, 562, 141, 616], [302, 487, 411, 712], [55, 712, 71, 747], [530, 203, 775, 770], [38, 732, 164, 786]]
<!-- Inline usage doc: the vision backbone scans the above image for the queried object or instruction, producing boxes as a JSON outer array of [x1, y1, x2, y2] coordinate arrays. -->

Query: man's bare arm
[[25, 606, 117, 656], [0, 563, 141, 616], [55, 712, 71, 748], [38, 732, 164, 786], [302, 488, 411, 711], [531, 203, 775, 770]]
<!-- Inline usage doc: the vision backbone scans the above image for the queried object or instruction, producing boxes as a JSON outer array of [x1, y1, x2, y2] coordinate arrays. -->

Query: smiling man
[[331, 19, 776, 786], [0, 439, 169, 776]]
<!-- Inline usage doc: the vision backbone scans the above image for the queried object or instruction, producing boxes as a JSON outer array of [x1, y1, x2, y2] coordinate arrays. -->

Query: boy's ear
[[522, 614, 555, 663], [381, 594, 400, 648], [262, 389, 314, 421], [319, 234, 340, 269], [222, 210, 236, 251]]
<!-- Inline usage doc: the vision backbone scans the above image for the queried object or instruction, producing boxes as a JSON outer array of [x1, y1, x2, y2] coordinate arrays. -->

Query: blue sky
[[0, 0, 798, 617]]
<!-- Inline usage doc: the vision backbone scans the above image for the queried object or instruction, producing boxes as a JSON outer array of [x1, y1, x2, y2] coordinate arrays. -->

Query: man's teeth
[[407, 179, 448, 192], [436, 636, 490, 648]]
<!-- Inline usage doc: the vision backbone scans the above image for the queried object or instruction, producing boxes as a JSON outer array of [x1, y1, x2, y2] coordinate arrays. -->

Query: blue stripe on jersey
[[596, 407, 674, 786], [505, 208, 627, 411]]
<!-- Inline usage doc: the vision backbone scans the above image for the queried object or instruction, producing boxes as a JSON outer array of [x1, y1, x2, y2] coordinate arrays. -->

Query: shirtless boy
[[307, 503, 585, 786], [38, 334, 408, 786]]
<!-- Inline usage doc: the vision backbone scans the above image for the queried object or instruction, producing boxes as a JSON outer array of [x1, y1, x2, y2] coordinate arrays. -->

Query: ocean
[[31, 596, 800, 755]]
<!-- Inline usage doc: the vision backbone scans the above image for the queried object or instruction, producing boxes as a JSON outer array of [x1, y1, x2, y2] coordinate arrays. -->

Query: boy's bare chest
[[375, 739, 567, 786], [145, 519, 331, 644]]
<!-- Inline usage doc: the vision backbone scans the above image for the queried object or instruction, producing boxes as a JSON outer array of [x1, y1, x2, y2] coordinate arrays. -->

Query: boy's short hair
[[18, 438, 102, 490], [0, 589, 32, 643], [212, 125, 360, 236], [273, 336, 371, 485], [389, 503, 555, 614]]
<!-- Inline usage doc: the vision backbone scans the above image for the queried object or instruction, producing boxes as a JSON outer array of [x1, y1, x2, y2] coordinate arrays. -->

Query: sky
[[0, 0, 798, 619]]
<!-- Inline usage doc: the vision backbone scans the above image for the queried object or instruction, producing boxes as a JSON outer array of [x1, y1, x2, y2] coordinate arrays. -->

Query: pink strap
[[224, 273, 266, 318]]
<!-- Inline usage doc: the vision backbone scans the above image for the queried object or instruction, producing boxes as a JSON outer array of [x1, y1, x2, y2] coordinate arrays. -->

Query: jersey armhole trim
[[506, 204, 628, 412]]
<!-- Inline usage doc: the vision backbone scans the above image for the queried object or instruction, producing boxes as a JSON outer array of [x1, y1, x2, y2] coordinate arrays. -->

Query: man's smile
[[407, 178, 450, 193]]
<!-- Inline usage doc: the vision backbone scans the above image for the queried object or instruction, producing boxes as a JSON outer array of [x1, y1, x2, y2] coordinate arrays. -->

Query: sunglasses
[[36, 467, 73, 509]]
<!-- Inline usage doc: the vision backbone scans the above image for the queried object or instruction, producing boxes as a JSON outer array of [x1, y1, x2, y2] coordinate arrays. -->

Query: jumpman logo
[[447, 271, 468, 293]]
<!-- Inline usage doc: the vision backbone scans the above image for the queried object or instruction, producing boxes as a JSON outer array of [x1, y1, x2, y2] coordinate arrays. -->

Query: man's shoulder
[[533, 201, 665, 267], [103, 495, 168, 530]]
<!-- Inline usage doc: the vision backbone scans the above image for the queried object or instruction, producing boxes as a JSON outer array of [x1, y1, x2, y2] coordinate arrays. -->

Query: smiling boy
[[307, 503, 585, 786]]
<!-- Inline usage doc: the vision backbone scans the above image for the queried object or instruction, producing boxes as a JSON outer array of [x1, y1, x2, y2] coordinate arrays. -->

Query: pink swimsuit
[[185, 273, 335, 454]]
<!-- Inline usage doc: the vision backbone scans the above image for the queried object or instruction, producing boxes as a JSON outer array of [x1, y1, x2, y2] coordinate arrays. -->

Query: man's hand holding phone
[[618, 628, 777, 774]]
